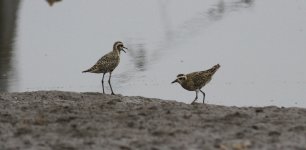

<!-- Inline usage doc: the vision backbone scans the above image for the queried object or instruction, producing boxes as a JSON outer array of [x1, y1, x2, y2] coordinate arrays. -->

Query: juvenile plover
[[83, 41, 127, 95], [171, 64, 220, 104]]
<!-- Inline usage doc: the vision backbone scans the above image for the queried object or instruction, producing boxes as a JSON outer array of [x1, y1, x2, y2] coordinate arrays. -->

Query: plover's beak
[[121, 46, 128, 53], [171, 79, 178, 84]]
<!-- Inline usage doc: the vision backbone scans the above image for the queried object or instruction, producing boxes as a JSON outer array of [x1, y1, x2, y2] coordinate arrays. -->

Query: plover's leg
[[101, 73, 105, 94], [191, 90, 199, 104], [200, 89, 206, 103], [108, 72, 115, 95]]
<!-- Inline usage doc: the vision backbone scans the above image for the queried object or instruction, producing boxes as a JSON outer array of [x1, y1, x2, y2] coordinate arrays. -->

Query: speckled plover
[[83, 41, 127, 95], [172, 64, 220, 104]]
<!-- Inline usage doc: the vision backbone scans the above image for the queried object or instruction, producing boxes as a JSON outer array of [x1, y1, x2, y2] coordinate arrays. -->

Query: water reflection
[[46, 0, 62, 6], [128, 43, 147, 71], [238, 0, 254, 7], [208, 0, 225, 21], [0, 0, 20, 92], [208, 0, 254, 20], [151, 0, 255, 64], [158, 0, 174, 42]]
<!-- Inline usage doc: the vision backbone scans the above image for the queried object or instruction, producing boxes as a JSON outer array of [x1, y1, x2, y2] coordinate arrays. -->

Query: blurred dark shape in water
[[0, 0, 20, 92], [134, 44, 147, 71], [151, 0, 255, 63], [241, 0, 254, 5], [158, 0, 174, 43], [128, 43, 147, 71], [208, 0, 254, 21], [208, 0, 225, 21], [46, 0, 62, 7]]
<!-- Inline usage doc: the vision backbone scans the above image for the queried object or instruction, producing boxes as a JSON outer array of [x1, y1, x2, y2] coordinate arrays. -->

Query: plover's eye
[[179, 77, 185, 80]]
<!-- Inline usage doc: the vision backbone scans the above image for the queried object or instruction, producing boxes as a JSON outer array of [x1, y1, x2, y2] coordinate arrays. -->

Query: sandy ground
[[0, 91, 305, 150]]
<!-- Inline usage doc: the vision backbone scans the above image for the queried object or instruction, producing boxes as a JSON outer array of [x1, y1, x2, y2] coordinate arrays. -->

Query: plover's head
[[113, 41, 128, 53], [171, 74, 187, 84]]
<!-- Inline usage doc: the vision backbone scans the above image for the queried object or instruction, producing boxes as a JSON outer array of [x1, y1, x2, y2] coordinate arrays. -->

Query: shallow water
[[1, 0, 306, 107]]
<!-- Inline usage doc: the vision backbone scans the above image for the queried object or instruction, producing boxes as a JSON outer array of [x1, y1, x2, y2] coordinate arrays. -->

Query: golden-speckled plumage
[[83, 41, 127, 95], [83, 50, 120, 73], [172, 64, 220, 104]]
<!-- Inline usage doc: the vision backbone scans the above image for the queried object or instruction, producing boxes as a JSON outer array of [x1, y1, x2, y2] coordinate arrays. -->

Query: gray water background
[[1, 0, 306, 107]]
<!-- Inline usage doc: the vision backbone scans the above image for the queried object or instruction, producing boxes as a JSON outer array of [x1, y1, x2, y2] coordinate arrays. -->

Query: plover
[[171, 64, 220, 104], [83, 41, 127, 95]]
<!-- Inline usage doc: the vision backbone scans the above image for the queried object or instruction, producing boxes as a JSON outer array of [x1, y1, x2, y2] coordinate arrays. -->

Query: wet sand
[[0, 91, 305, 150]]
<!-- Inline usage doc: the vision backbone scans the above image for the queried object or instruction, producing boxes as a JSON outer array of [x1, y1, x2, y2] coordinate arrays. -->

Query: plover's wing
[[97, 52, 120, 71], [187, 71, 211, 88]]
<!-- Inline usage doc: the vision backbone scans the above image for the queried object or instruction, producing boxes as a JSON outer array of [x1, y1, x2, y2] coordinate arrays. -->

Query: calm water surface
[[1, 0, 306, 107]]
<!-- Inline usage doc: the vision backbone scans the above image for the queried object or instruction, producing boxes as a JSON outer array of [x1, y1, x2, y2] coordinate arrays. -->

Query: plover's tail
[[82, 63, 100, 73], [206, 64, 220, 75], [212, 64, 220, 70], [82, 68, 92, 73]]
